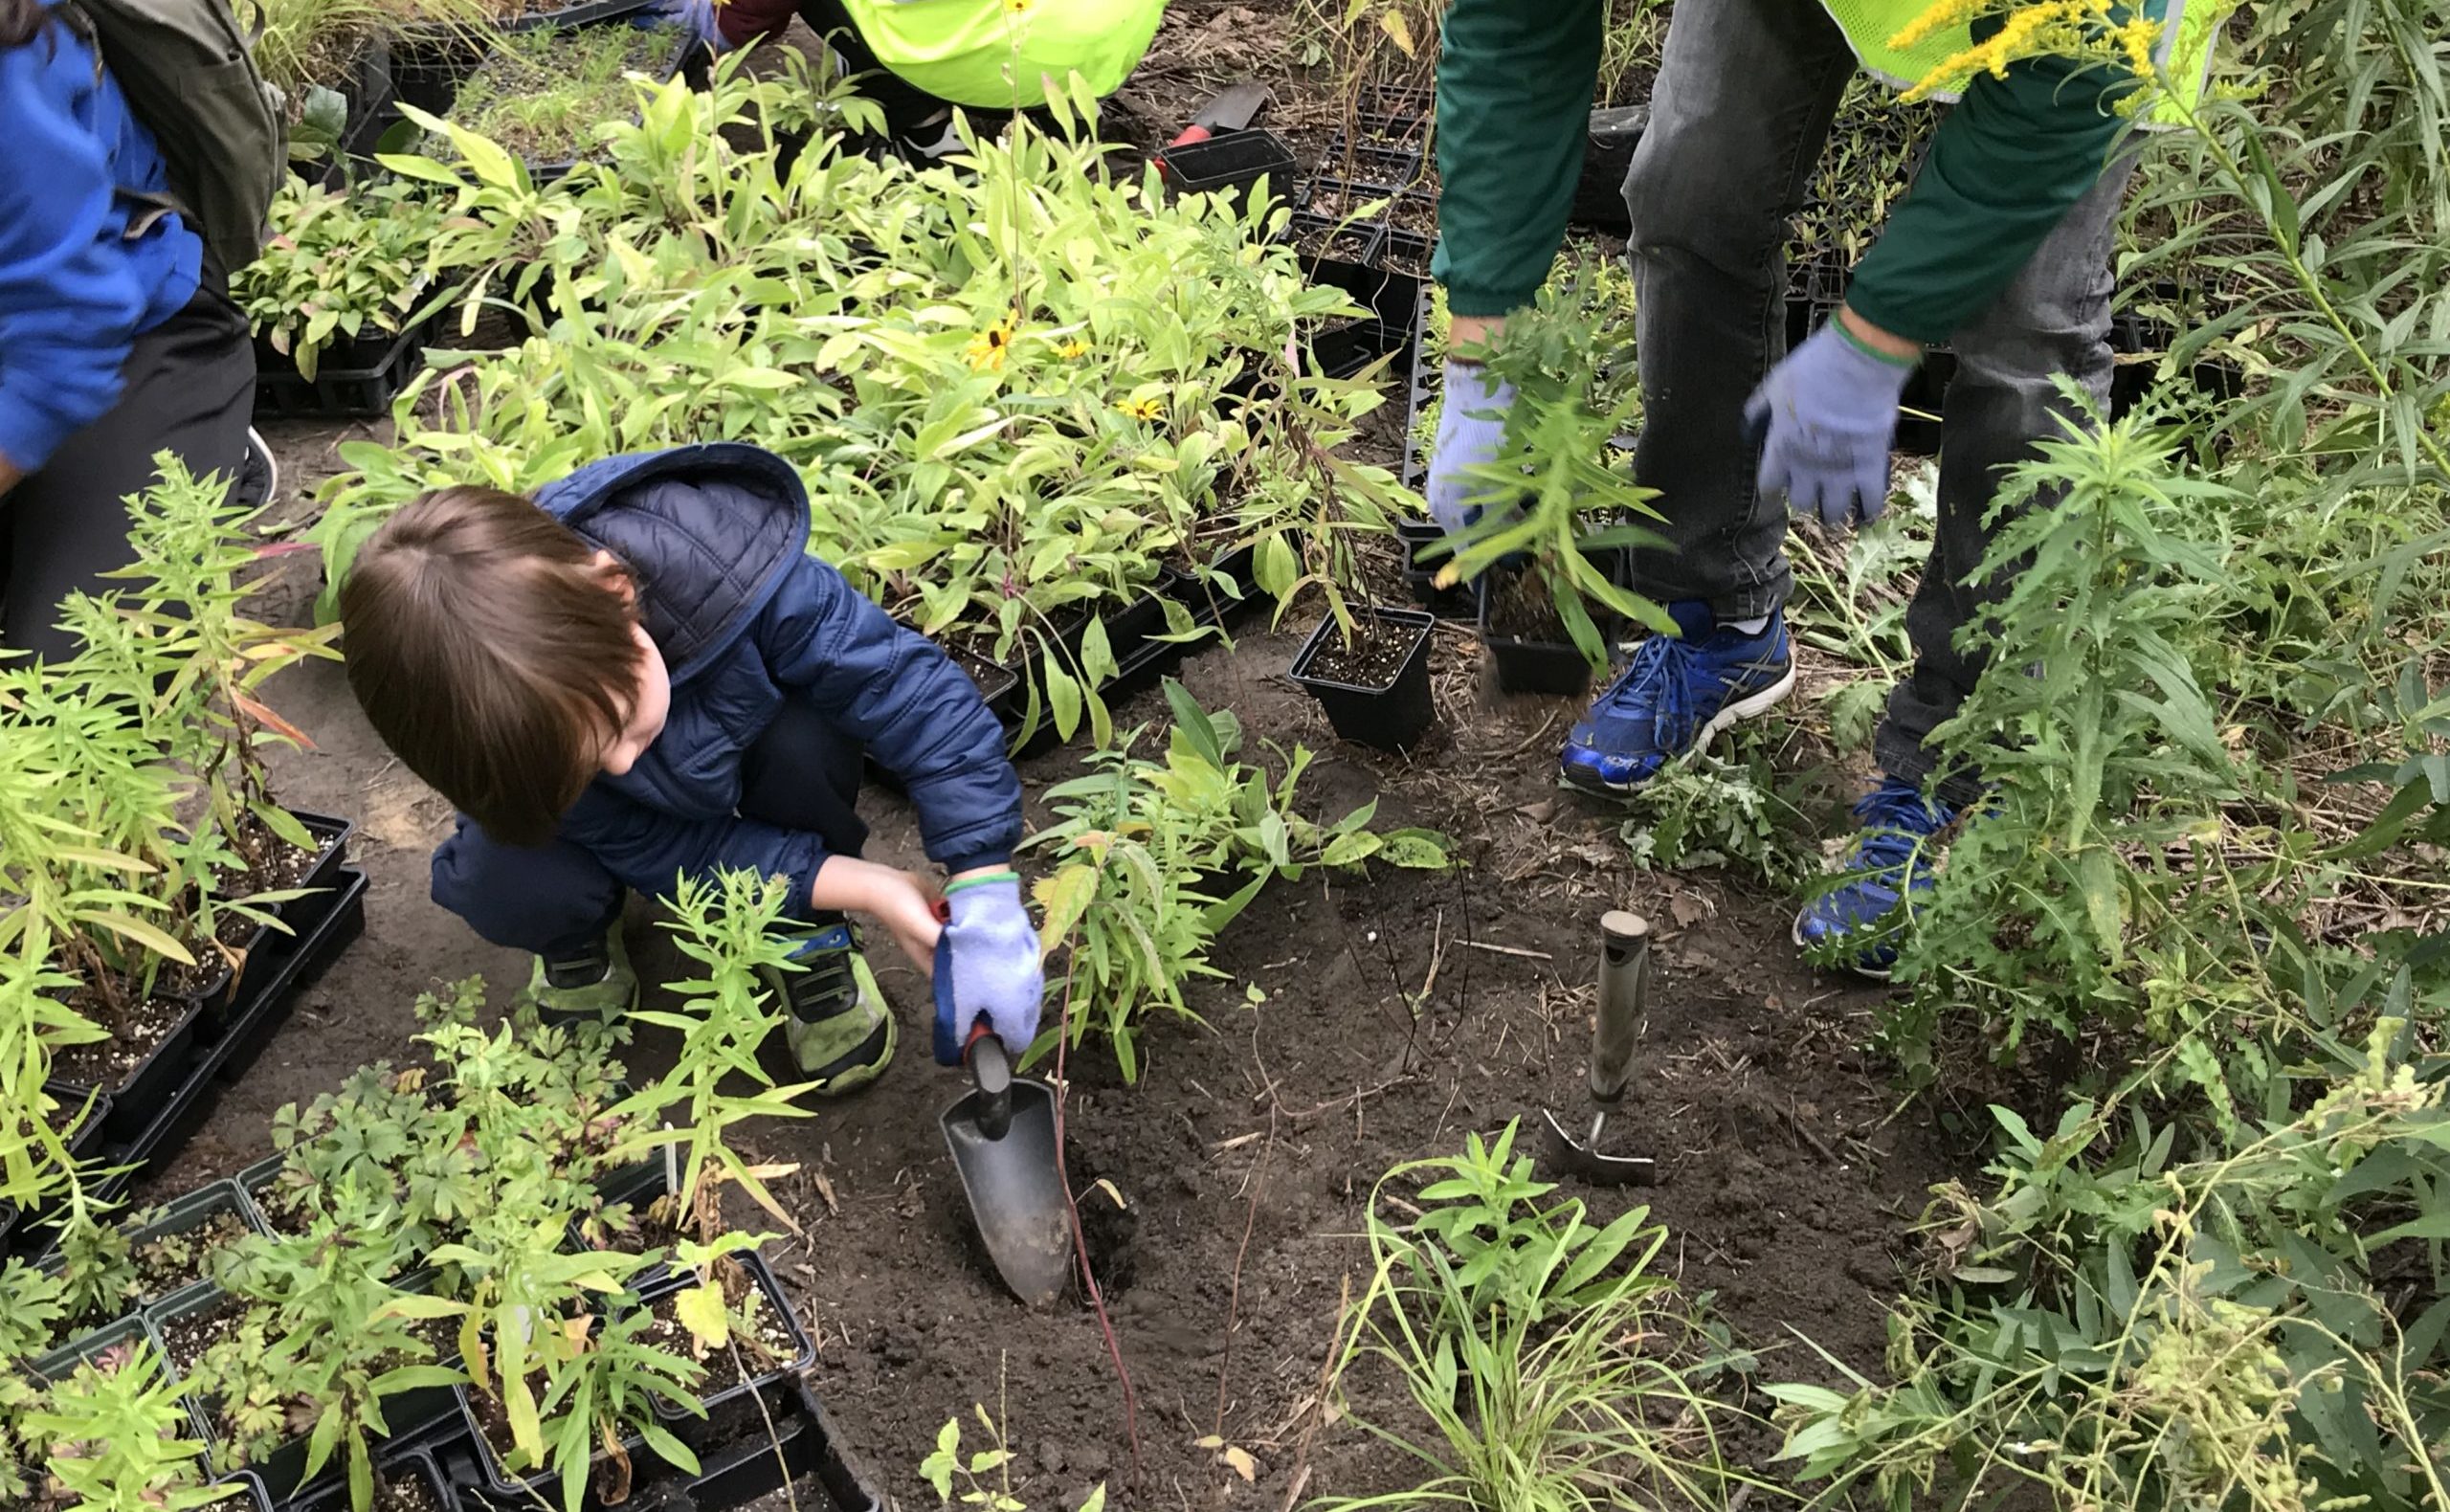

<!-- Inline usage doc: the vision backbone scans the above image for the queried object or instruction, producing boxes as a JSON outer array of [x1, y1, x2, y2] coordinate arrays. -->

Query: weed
[[1322, 1123, 1762, 1512]]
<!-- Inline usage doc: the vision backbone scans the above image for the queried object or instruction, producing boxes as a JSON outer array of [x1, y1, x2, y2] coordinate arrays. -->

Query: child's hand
[[811, 857, 944, 974], [867, 867, 947, 976]]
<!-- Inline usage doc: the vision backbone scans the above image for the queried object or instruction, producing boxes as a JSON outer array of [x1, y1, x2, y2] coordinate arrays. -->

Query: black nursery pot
[[645, 1249, 819, 1452], [1157, 129, 1300, 221], [1476, 576, 1610, 698], [1394, 521, 1474, 619], [1288, 607, 1437, 753]]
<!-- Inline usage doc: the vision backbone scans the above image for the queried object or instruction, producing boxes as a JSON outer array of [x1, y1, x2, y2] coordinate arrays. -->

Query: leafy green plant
[[1874, 397, 2311, 1105], [1321, 1123, 1759, 1512], [20, 1336, 226, 1512], [922, 1403, 1106, 1512], [1028, 680, 1450, 1079], [1429, 257, 1671, 670], [193, 1183, 462, 1510], [237, 179, 452, 380], [1773, 1013, 2450, 1512], [438, 24, 687, 166], [612, 872, 818, 1241]]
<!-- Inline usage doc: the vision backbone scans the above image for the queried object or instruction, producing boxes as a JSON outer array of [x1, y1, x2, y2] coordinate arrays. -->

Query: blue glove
[[1743, 321, 1916, 532], [1425, 360, 1518, 535], [930, 873, 1043, 1065], [639, 0, 724, 49]]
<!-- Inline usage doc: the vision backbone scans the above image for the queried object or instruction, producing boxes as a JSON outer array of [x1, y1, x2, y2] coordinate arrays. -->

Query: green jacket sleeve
[[1431, 0, 1604, 320], [1846, 34, 2146, 345]]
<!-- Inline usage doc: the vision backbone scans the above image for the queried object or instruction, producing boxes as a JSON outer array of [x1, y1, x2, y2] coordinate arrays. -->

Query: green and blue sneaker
[[763, 923, 897, 1095], [521, 921, 640, 1023]]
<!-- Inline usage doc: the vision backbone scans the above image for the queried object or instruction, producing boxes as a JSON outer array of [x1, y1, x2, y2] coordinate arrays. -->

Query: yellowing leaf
[[675, 1282, 731, 1350], [1223, 1445, 1258, 1481]]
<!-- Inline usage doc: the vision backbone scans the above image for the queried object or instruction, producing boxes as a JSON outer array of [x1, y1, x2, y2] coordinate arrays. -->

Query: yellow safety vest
[[1820, 0, 2229, 122], [838, 0, 1167, 110]]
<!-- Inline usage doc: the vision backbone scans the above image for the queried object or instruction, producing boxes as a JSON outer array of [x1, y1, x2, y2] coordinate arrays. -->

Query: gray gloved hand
[[1425, 359, 1518, 535], [1743, 321, 1915, 533]]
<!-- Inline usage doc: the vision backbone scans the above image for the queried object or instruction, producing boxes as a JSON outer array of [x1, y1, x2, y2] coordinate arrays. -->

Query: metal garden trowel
[[1540, 909, 1659, 1186], [939, 1025, 1074, 1307]]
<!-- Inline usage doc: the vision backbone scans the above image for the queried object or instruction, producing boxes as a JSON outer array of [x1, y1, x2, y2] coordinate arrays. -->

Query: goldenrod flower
[[1116, 395, 1165, 421], [1888, 0, 2153, 103], [967, 317, 1014, 372]]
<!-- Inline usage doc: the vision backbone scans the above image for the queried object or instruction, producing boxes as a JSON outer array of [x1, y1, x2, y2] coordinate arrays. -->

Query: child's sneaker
[[1792, 777, 1955, 980], [763, 923, 896, 1094], [521, 921, 639, 1023], [1559, 606, 1795, 794]]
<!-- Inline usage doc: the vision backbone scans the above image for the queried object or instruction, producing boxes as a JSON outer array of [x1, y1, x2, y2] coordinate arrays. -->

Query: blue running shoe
[[1793, 777, 1956, 980], [1559, 605, 1796, 793]]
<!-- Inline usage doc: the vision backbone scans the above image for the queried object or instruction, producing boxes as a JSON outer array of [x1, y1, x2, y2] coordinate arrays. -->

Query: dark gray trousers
[[1618, 0, 2131, 805], [0, 280, 255, 660]]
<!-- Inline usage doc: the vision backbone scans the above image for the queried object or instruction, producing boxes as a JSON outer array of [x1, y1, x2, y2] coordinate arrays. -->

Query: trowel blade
[[940, 1077, 1076, 1307], [1538, 1106, 1658, 1187]]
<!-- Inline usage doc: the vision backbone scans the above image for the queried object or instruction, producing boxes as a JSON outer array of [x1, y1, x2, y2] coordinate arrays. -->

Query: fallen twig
[[1212, 1103, 1277, 1439]]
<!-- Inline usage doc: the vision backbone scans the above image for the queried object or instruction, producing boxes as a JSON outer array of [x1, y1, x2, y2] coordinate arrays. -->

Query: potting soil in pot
[[47, 985, 202, 1088], [131, 1208, 252, 1297], [157, 1291, 248, 1377], [641, 1281, 797, 1397], [1301, 618, 1416, 691], [1482, 568, 1571, 643], [439, 24, 685, 166]]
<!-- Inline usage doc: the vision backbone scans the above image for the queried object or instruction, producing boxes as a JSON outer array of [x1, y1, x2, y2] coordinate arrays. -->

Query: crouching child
[[337, 443, 1040, 1091]]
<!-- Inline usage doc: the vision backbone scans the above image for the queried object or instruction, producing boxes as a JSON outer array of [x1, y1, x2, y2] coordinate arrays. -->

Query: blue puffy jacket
[[0, 1, 203, 474], [539, 444, 1022, 906]]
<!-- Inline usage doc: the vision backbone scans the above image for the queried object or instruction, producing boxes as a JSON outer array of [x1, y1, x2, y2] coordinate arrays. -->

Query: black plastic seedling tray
[[255, 318, 431, 420], [95, 868, 369, 1189]]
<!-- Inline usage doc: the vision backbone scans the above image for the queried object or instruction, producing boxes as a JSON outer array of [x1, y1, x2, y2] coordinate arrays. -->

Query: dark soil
[[49, 989, 196, 1090], [352, 1471, 443, 1512], [212, 811, 329, 900], [1484, 567, 1572, 642], [130, 1207, 249, 1297], [1299, 615, 1422, 691], [1294, 222, 1378, 263], [641, 1279, 800, 1399], [159, 1290, 248, 1376]]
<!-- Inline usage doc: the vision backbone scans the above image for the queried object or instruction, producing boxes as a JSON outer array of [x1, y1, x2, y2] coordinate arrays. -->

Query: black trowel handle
[[966, 1023, 1014, 1141]]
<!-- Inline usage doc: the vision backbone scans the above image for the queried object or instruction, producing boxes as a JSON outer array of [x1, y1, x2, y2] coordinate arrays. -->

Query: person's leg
[[1798, 155, 2137, 978], [1873, 156, 2138, 808], [736, 696, 895, 1090], [431, 817, 639, 1014], [0, 281, 254, 658], [1619, 0, 1856, 618], [1559, 0, 1852, 794], [737, 694, 870, 861]]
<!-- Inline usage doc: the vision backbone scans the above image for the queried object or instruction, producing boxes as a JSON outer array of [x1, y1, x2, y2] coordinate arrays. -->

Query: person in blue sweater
[[0, 0, 258, 659], [337, 444, 1043, 1092]]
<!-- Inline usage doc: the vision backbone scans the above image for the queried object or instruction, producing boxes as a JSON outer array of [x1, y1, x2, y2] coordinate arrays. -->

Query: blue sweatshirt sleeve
[[752, 555, 1024, 873], [559, 788, 834, 921], [0, 44, 151, 474]]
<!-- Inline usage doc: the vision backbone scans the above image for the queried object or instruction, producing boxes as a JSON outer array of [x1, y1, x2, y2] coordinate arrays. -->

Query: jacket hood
[[534, 444, 811, 686]]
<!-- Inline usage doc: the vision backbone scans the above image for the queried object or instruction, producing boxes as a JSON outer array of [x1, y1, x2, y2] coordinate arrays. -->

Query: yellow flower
[[1056, 339, 1090, 360], [1003, 0, 1032, 12], [1116, 396, 1164, 422], [966, 317, 1014, 373]]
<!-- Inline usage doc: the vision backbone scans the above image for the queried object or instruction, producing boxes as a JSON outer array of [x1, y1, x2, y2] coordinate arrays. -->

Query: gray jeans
[[1618, 0, 2132, 807]]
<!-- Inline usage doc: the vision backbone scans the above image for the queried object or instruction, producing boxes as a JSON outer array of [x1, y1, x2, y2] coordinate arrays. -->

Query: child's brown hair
[[339, 487, 643, 846]]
